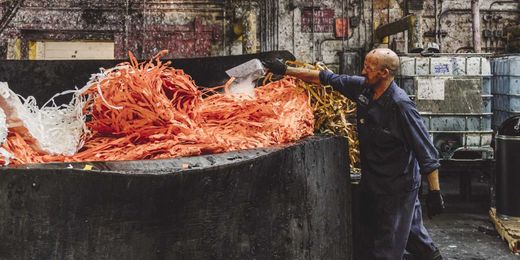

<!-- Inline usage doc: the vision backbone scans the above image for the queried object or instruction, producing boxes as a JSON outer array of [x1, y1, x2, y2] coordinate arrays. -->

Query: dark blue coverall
[[319, 71, 440, 260]]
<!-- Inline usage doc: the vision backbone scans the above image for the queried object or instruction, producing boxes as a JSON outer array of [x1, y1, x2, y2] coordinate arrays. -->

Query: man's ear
[[381, 68, 390, 78]]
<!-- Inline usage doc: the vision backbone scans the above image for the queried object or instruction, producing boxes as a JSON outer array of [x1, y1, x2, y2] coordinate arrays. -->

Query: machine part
[[349, 16, 360, 28], [450, 146, 494, 160], [339, 51, 361, 75], [425, 42, 440, 53], [494, 30, 504, 39], [484, 29, 493, 39], [472, 0, 482, 53], [374, 14, 423, 53], [434, 133, 463, 159], [408, 0, 425, 10]]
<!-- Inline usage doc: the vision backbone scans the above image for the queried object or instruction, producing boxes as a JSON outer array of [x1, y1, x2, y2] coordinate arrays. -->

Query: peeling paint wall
[[0, 0, 518, 65], [0, 0, 225, 59], [272, 0, 517, 70]]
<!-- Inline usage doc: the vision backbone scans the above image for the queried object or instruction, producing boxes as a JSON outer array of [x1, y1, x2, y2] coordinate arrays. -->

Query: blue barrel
[[495, 116, 520, 217], [491, 56, 520, 129]]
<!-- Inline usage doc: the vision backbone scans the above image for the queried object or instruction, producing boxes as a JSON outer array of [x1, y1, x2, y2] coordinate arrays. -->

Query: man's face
[[361, 54, 383, 87]]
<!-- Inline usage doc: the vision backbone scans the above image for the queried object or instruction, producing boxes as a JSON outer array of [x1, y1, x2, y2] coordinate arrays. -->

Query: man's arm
[[396, 100, 441, 177], [262, 59, 365, 100], [396, 100, 444, 218], [285, 67, 321, 84]]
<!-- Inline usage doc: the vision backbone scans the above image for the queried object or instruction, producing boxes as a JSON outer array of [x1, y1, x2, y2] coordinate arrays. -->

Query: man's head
[[361, 48, 399, 88]]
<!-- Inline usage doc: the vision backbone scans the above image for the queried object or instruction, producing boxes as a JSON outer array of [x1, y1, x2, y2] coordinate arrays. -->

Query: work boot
[[403, 248, 443, 260]]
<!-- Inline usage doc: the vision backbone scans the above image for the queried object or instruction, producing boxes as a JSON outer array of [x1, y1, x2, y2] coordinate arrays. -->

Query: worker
[[263, 48, 445, 260]]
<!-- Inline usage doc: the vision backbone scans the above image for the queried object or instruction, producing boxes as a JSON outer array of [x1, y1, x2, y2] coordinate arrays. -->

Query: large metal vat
[[0, 52, 352, 259], [0, 136, 351, 259]]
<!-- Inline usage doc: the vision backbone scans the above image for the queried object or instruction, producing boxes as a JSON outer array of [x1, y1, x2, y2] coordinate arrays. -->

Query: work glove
[[426, 190, 445, 219], [262, 58, 287, 75]]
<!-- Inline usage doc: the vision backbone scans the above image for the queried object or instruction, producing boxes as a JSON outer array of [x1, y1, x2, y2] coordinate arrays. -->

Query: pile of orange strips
[[0, 51, 315, 165]]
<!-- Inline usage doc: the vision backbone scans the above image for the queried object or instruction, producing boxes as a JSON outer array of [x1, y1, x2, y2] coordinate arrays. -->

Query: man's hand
[[262, 59, 287, 75], [426, 190, 445, 219]]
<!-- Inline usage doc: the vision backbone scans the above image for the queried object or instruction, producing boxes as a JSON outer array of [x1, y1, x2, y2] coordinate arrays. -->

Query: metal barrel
[[495, 115, 520, 217]]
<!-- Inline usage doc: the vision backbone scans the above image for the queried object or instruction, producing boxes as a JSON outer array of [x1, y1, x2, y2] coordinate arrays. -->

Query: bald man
[[263, 49, 444, 260]]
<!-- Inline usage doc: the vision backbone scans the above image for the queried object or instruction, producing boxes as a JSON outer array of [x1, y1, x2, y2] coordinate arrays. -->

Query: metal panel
[[399, 55, 492, 76], [35, 41, 115, 60]]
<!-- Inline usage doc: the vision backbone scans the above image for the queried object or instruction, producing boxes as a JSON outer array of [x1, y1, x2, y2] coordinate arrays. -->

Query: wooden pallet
[[490, 208, 520, 254]]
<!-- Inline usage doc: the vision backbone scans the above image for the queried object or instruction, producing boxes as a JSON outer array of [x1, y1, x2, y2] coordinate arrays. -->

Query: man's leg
[[405, 196, 442, 259], [358, 185, 377, 259], [370, 189, 418, 260]]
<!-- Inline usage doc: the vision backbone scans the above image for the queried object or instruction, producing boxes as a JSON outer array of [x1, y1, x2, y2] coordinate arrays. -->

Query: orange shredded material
[[0, 51, 314, 165]]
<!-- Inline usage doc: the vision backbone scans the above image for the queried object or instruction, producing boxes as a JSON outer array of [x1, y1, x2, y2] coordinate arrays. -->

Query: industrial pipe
[[438, 8, 520, 50], [472, 0, 482, 53], [439, 8, 520, 22], [489, 0, 519, 9]]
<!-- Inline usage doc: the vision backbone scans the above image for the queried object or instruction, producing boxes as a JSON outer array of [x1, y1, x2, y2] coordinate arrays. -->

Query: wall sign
[[301, 8, 335, 33]]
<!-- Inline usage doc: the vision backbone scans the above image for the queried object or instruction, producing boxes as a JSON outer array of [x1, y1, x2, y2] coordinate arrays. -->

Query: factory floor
[[422, 174, 519, 259]]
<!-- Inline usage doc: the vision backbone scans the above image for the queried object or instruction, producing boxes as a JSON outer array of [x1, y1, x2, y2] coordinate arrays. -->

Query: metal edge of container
[[399, 53, 495, 57], [496, 135, 520, 140]]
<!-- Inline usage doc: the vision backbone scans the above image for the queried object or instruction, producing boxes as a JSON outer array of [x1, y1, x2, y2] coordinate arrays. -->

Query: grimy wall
[[0, 0, 517, 70]]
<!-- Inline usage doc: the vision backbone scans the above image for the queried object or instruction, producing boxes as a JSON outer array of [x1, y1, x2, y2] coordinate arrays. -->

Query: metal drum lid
[[497, 115, 520, 139]]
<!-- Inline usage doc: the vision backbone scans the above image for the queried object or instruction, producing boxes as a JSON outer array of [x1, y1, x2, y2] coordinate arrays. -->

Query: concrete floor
[[425, 213, 517, 259], [422, 174, 520, 259]]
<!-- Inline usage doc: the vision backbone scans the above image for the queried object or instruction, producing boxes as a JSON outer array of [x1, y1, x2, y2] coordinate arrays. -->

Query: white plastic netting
[[0, 82, 88, 156]]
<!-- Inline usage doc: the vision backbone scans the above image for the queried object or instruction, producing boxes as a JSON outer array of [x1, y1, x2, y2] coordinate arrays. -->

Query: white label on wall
[[417, 78, 445, 100]]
